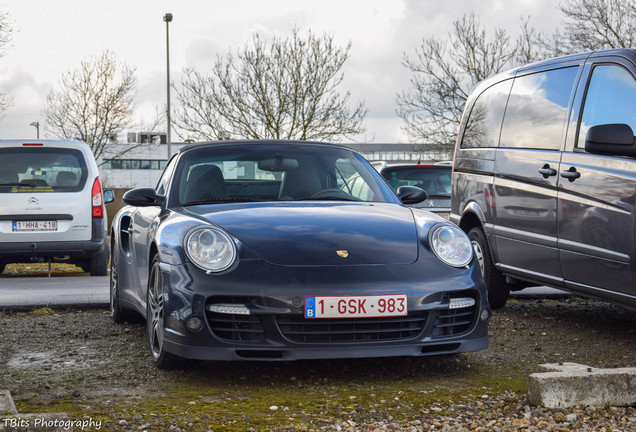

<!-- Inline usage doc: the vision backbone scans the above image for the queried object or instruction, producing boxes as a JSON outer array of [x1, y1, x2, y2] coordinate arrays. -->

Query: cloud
[[0, 0, 563, 142], [0, 66, 51, 137]]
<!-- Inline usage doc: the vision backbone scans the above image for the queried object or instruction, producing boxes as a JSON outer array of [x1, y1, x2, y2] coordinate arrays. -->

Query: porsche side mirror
[[123, 187, 164, 207], [397, 185, 427, 205]]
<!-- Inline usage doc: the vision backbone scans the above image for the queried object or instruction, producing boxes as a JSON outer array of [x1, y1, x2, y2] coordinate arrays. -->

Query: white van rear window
[[0, 147, 88, 193]]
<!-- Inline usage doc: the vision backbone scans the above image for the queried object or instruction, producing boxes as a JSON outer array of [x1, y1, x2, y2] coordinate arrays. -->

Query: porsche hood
[[185, 202, 420, 266]]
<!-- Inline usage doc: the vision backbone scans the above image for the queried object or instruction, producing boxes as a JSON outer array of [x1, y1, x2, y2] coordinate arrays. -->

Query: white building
[[99, 140, 173, 189]]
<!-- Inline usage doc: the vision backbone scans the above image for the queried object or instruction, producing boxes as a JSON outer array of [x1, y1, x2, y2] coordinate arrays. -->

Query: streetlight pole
[[163, 12, 173, 160], [30, 121, 40, 139]]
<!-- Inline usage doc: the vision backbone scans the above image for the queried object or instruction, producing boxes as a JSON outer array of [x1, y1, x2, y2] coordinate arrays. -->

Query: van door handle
[[560, 167, 581, 181], [538, 164, 557, 178]]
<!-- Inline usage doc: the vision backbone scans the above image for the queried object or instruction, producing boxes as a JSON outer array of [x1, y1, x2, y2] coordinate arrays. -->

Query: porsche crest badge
[[336, 250, 349, 258]]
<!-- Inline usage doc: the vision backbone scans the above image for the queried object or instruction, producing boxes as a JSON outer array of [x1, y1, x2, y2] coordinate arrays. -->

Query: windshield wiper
[[0, 182, 42, 188], [183, 197, 266, 206], [299, 196, 360, 202]]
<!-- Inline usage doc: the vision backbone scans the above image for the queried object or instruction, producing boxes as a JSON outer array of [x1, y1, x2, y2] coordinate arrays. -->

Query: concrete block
[[528, 362, 636, 408], [0, 391, 17, 415]]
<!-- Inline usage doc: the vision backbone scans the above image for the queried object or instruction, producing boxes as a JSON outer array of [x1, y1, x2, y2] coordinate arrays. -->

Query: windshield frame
[[167, 142, 401, 207]]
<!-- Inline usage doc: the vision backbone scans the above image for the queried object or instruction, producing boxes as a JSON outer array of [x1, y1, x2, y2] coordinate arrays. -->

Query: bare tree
[[175, 29, 367, 142], [42, 51, 138, 162], [396, 13, 535, 150], [0, 9, 12, 120], [540, 0, 636, 56]]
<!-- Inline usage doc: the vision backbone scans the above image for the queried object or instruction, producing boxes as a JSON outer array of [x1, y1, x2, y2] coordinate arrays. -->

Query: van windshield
[[0, 147, 88, 193]]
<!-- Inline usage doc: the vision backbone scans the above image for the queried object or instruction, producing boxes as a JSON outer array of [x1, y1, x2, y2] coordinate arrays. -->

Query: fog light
[[186, 316, 203, 331], [208, 304, 250, 315], [448, 297, 476, 309], [480, 309, 490, 322]]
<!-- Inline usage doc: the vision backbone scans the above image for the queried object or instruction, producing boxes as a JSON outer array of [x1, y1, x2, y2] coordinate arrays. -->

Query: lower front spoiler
[[163, 336, 488, 361]]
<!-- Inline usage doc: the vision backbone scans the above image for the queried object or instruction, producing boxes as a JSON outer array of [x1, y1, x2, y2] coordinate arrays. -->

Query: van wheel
[[89, 246, 110, 276], [468, 227, 509, 309]]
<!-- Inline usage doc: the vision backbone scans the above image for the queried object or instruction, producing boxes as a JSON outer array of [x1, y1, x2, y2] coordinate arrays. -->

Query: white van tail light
[[92, 177, 104, 218]]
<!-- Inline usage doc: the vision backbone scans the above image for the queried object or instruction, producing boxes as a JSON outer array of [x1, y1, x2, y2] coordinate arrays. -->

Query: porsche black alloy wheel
[[146, 256, 181, 369]]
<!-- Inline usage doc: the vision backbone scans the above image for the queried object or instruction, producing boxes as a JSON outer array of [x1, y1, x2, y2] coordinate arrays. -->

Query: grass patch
[[31, 307, 56, 316], [14, 360, 529, 431], [1, 263, 86, 277]]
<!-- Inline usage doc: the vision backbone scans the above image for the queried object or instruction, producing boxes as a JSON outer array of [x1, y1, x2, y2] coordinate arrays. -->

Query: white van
[[0, 140, 113, 275]]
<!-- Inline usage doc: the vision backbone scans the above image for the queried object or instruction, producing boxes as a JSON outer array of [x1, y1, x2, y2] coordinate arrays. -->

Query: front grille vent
[[206, 312, 266, 342], [433, 295, 477, 337], [277, 313, 428, 344], [205, 296, 267, 342]]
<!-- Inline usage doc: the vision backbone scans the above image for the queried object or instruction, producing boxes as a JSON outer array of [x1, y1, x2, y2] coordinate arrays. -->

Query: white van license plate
[[12, 221, 58, 231], [304, 294, 408, 319]]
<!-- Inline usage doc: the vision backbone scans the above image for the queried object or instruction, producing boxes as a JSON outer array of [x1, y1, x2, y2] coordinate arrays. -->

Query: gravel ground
[[0, 296, 635, 431]]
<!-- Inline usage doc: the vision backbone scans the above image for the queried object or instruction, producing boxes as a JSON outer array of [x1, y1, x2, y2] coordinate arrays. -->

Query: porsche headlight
[[185, 227, 237, 273], [429, 224, 473, 268]]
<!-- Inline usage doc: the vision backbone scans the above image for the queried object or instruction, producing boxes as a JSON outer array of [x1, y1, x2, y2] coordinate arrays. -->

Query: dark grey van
[[451, 49, 636, 309]]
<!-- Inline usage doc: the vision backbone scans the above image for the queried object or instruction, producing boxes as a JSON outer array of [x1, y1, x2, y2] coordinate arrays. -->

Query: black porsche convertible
[[109, 140, 490, 368]]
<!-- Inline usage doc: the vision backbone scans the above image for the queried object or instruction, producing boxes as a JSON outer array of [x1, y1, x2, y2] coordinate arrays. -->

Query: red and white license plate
[[12, 220, 58, 232], [304, 294, 408, 319]]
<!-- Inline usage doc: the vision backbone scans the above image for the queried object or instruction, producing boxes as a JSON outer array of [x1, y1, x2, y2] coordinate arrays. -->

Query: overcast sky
[[0, 0, 562, 143]]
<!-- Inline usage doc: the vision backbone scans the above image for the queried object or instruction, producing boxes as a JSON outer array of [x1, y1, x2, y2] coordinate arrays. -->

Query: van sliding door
[[493, 66, 580, 285]]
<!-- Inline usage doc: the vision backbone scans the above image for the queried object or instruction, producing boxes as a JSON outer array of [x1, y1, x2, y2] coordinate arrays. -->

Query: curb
[[0, 303, 108, 312], [528, 362, 636, 408]]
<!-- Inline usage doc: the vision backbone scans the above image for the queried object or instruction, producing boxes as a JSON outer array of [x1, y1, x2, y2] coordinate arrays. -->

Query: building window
[[103, 159, 166, 170]]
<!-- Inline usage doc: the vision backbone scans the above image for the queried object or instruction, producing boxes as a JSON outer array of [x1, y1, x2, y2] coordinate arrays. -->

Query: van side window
[[500, 66, 579, 150], [461, 79, 512, 148], [577, 64, 636, 149]]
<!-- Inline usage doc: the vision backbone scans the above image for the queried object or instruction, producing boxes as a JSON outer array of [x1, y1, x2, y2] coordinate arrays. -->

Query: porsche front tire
[[146, 256, 182, 369]]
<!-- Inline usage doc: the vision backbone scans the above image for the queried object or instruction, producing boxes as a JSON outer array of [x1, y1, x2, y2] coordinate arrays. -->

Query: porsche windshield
[[170, 143, 397, 206]]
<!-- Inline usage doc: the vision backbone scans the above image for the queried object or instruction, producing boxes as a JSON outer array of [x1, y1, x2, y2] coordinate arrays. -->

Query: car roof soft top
[[178, 139, 350, 154]]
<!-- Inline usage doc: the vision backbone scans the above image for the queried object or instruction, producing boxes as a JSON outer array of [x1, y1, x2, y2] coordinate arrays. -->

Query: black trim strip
[[0, 214, 73, 221]]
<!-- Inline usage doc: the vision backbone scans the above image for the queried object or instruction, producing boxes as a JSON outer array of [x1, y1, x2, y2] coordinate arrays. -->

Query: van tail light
[[92, 177, 104, 218]]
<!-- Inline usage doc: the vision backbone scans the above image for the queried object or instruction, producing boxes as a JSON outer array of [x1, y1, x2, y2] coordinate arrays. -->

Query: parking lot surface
[[1, 296, 634, 431]]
